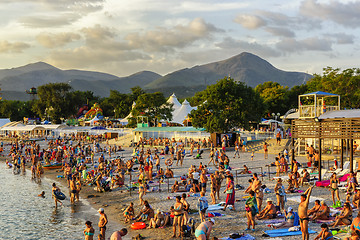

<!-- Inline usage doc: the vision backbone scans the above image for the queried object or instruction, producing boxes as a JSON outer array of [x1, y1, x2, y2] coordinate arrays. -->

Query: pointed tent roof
[[172, 99, 197, 125], [167, 93, 181, 111]]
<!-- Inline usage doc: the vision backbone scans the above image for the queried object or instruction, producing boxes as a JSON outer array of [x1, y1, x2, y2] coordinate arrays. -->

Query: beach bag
[[226, 189, 233, 194]]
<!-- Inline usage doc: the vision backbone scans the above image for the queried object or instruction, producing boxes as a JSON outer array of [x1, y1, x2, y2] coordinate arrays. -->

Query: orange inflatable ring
[[165, 158, 173, 166], [131, 222, 146, 230]]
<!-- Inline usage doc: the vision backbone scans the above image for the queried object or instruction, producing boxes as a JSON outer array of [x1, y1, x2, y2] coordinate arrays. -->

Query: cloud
[[324, 33, 354, 44], [19, 14, 82, 28], [276, 37, 332, 52], [256, 10, 322, 30], [0, 40, 30, 53], [125, 18, 223, 52], [233, 14, 266, 29], [46, 47, 150, 69], [216, 37, 281, 58], [36, 32, 81, 48], [265, 27, 295, 37], [17, 0, 105, 28], [300, 0, 360, 27]]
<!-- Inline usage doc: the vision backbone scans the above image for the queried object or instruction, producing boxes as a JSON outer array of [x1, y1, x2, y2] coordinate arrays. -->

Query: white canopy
[[167, 93, 181, 112], [172, 99, 197, 125]]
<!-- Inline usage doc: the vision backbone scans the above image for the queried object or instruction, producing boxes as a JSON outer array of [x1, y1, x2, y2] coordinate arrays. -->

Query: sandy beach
[[2, 139, 355, 240]]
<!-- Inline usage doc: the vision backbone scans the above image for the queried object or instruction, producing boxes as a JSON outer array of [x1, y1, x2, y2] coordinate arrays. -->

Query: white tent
[[89, 116, 100, 125], [167, 93, 181, 112], [172, 99, 197, 125], [260, 119, 283, 125]]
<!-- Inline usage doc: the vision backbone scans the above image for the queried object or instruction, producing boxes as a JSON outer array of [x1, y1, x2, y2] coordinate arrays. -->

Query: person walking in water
[[52, 183, 63, 208], [98, 208, 108, 240]]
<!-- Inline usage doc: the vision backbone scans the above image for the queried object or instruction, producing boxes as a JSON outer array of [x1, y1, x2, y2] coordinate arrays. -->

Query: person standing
[[298, 186, 314, 240], [172, 196, 183, 238], [98, 208, 108, 240], [263, 142, 268, 159], [198, 191, 208, 222], [223, 176, 235, 211], [110, 228, 127, 240], [84, 221, 95, 240]]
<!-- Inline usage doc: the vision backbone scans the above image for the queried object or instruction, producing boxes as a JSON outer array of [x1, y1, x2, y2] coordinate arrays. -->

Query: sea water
[[0, 163, 111, 240]]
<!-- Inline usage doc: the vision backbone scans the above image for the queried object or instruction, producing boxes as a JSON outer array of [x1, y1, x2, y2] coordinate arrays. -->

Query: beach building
[[133, 126, 209, 143], [288, 91, 360, 180]]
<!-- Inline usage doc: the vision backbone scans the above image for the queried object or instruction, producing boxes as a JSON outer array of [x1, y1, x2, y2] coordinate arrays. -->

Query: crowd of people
[[6, 132, 360, 240]]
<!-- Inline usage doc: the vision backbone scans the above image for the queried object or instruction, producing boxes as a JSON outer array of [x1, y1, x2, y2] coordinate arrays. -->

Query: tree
[[255, 81, 289, 115], [189, 77, 264, 133], [100, 90, 132, 118], [131, 92, 172, 126], [306, 67, 360, 108], [32, 83, 73, 123], [0, 100, 35, 121]]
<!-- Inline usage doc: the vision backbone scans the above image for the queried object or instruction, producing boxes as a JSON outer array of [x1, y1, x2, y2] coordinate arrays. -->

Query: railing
[[299, 105, 339, 118]]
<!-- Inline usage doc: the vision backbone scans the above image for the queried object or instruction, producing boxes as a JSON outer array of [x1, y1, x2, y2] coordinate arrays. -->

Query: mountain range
[[0, 52, 312, 101]]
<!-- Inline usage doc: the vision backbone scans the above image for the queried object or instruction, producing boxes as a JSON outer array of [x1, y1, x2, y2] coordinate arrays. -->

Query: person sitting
[[308, 200, 321, 218], [165, 168, 174, 178], [299, 169, 310, 187], [270, 207, 295, 229], [135, 201, 154, 221], [147, 209, 165, 228], [171, 181, 180, 193], [330, 202, 352, 227], [155, 168, 165, 179], [162, 206, 175, 227], [256, 198, 277, 220], [240, 165, 250, 174], [180, 174, 187, 185], [314, 223, 334, 240], [353, 190, 360, 209], [286, 173, 295, 193], [123, 202, 134, 223], [311, 201, 330, 221]]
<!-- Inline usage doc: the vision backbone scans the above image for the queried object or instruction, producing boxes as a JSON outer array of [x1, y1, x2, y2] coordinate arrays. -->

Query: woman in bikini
[[329, 173, 341, 207], [330, 202, 352, 227], [172, 196, 183, 238], [83, 221, 95, 240]]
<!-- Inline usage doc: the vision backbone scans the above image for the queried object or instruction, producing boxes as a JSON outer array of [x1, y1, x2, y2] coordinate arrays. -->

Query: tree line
[[0, 67, 359, 132]]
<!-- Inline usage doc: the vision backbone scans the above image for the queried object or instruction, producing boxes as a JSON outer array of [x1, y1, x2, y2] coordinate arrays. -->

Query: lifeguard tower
[[298, 91, 340, 119], [26, 87, 37, 101]]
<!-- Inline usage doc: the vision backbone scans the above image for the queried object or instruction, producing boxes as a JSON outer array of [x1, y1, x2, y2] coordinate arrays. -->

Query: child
[[123, 202, 135, 223]]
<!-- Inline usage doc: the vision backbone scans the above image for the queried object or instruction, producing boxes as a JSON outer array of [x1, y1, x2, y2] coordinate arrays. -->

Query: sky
[[0, 0, 359, 77]]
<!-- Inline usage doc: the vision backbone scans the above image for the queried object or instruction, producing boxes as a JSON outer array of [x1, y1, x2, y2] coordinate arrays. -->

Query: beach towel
[[207, 202, 225, 211], [287, 196, 324, 203], [264, 228, 316, 237], [293, 212, 300, 226], [220, 234, 255, 240], [263, 219, 285, 224], [316, 217, 335, 223], [207, 212, 224, 217]]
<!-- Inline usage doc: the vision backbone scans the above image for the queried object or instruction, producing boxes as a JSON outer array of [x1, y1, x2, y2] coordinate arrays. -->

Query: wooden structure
[[291, 117, 360, 180]]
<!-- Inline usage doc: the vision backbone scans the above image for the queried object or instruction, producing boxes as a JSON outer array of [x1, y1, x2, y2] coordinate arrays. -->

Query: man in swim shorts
[[98, 208, 108, 240], [195, 218, 215, 240], [298, 186, 314, 240]]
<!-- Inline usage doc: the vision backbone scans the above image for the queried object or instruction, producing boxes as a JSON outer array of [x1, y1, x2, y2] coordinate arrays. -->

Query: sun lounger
[[287, 196, 324, 203]]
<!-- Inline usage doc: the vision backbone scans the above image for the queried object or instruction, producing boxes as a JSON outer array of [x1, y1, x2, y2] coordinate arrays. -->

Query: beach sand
[[3, 141, 355, 240]]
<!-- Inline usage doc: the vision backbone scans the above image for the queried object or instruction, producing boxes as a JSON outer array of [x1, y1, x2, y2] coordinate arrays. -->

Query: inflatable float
[[53, 191, 66, 200], [131, 222, 146, 230]]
